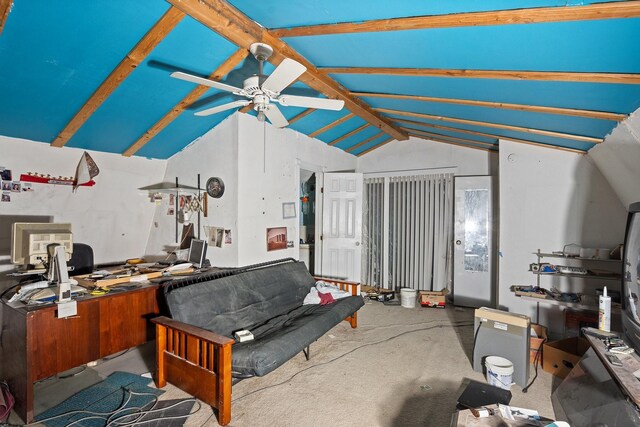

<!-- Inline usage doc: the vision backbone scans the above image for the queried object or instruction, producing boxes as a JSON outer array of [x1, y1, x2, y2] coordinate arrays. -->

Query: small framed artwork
[[266, 227, 287, 251], [282, 202, 296, 219]]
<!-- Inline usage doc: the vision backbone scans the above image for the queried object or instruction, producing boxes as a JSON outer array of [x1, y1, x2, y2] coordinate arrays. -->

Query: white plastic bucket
[[485, 356, 514, 390], [400, 288, 417, 308]]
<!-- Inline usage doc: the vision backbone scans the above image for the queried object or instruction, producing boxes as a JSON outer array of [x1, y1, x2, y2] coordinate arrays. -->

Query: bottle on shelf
[[599, 286, 612, 332]]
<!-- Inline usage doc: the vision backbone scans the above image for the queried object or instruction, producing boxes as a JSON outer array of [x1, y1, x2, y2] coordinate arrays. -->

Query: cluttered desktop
[[2, 221, 212, 310]]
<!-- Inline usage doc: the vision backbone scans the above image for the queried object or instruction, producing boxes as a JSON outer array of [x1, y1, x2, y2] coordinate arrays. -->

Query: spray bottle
[[599, 286, 612, 332]]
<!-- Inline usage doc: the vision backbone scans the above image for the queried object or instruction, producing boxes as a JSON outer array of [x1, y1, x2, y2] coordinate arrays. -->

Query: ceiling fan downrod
[[249, 43, 274, 76]]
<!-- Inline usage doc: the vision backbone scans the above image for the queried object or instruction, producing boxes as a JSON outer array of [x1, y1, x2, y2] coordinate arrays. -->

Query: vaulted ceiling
[[0, 0, 639, 159]]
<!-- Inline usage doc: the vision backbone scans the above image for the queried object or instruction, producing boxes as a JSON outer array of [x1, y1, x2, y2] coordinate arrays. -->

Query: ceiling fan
[[171, 43, 345, 128]]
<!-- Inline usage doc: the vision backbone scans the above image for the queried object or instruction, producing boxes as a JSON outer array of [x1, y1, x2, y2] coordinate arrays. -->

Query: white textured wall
[[499, 139, 626, 337], [0, 135, 166, 264], [357, 136, 497, 176], [236, 113, 356, 266], [589, 109, 640, 210], [144, 114, 240, 267], [145, 112, 357, 267]]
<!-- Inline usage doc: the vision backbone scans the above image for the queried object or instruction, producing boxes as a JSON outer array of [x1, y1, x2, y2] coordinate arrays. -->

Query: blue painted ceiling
[[0, 0, 638, 158]]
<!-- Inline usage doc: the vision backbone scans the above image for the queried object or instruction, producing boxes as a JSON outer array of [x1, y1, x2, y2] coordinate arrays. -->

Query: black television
[[622, 201, 640, 352]]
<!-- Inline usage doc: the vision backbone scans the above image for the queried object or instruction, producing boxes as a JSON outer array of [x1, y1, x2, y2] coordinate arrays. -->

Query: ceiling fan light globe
[[257, 111, 266, 122]]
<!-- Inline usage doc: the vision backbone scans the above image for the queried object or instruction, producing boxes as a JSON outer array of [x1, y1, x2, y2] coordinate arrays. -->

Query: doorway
[[299, 169, 316, 274], [320, 172, 363, 281], [453, 176, 495, 307]]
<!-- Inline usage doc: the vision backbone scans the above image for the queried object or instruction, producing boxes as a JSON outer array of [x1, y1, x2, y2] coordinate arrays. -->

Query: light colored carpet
[[21, 301, 555, 427]]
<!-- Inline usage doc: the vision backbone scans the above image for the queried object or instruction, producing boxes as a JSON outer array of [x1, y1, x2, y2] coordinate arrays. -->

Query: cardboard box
[[419, 289, 448, 308], [361, 285, 395, 302], [543, 337, 590, 379], [530, 324, 548, 366]]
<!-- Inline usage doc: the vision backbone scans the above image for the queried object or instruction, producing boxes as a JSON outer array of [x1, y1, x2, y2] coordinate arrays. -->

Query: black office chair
[[68, 243, 94, 276]]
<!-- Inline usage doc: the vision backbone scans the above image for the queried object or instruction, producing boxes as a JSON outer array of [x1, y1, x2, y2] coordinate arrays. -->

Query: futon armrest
[[314, 276, 360, 296], [152, 316, 234, 346], [153, 315, 233, 425]]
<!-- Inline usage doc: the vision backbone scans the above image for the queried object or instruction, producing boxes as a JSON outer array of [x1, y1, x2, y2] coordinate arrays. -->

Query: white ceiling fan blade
[[171, 71, 242, 94], [263, 104, 289, 128], [261, 58, 307, 94], [277, 95, 344, 111], [195, 100, 251, 116]]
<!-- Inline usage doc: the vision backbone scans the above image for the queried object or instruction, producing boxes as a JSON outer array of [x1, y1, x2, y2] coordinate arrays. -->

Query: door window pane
[[464, 189, 489, 272]]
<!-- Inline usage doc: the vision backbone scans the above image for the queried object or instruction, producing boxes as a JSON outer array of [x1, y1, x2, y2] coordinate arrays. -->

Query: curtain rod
[[363, 166, 456, 177]]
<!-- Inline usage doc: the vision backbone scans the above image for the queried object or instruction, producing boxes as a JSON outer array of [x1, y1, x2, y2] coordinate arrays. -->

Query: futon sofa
[[152, 258, 364, 426]]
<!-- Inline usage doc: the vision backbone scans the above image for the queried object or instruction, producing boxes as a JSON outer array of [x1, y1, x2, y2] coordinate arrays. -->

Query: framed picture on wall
[[266, 227, 287, 251], [282, 202, 296, 219]]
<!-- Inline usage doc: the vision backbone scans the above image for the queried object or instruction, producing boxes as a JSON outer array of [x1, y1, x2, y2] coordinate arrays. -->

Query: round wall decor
[[206, 177, 225, 198]]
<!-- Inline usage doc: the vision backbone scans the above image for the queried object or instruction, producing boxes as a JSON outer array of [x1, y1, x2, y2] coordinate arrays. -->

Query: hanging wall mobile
[[19, 151, 100, 190]]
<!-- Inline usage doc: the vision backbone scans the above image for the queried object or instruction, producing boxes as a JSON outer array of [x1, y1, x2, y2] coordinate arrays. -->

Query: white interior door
[[453, 176, 494, 307], [321, 173, 363, 281]]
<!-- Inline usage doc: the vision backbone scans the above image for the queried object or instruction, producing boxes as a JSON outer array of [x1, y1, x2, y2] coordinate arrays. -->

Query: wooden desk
[[584, 333, 640, 406], [0, 284, 162, 423], [551, 333, 640, 425]]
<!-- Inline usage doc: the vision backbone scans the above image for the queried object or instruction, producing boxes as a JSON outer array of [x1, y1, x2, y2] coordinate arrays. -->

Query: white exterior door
[[453, 176, 494, 307], [321, 173, 363, 281]]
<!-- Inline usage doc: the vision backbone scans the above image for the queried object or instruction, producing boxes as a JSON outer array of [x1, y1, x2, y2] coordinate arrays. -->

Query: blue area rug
[[35, 371, 164, 427]]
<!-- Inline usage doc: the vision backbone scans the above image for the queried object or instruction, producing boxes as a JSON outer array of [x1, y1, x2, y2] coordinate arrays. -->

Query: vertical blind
[[363, 173, 454, 292], [363, 177, 384, 287]]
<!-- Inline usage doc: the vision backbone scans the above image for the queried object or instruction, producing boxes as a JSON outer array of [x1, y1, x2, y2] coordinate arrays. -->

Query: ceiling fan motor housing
[[243, 75, 267, 96]]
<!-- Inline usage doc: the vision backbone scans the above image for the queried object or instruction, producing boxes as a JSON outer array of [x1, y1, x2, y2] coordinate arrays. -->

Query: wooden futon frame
[[152, 277, 360, 426]]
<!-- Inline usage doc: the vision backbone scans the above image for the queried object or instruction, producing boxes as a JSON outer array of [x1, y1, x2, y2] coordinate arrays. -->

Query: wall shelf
[[138, 182, 203, 195], [532, 271, 621, 281], [534, 252, 622, 264], [527, 248, 622, 323], [515, 294, 621, 312]]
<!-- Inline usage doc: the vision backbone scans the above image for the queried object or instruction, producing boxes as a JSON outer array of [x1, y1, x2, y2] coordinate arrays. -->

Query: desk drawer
[[98, 289, 159, 355], [30, 299, 101, 380]]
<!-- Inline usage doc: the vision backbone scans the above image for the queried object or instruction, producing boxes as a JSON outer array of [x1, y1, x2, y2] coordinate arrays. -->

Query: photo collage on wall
[[0, 167, 34, 203], [162, 193, 207, 217], [205, 226, 231, 248]]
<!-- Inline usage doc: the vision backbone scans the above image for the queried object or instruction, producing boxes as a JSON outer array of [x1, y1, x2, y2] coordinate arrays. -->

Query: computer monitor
[[188, 239, 207, 268], [622, 202, 640, 354], [11, 222, 73, 270]]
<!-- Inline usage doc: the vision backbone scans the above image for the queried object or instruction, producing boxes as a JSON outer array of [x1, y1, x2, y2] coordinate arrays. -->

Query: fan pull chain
[[263, 119, 267, 173]]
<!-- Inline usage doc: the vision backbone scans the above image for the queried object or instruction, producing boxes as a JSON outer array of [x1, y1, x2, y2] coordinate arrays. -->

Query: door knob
[[455, 240, 462, 245]]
